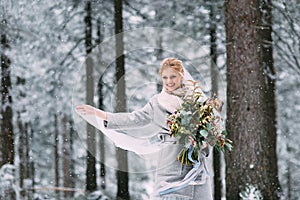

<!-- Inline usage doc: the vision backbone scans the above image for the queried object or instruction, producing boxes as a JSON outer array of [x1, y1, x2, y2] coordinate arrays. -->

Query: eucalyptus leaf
[[200, 129, 208, 137]]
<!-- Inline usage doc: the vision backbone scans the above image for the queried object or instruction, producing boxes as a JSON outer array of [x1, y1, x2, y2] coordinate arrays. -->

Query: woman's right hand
[[76, 104, 96, 115], [76, 105, 108, 120]]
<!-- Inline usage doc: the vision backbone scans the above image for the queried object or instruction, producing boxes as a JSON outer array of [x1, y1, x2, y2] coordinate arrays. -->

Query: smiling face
[[161, 67, 183, 92]]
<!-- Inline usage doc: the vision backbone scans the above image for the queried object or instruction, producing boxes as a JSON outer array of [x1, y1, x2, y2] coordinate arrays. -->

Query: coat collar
[[157, 90, 183, 113]]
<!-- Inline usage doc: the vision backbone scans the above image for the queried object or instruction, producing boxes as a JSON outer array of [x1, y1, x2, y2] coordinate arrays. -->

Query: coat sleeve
[[201, 145, 210, 157], [104, 96, 155, 130]]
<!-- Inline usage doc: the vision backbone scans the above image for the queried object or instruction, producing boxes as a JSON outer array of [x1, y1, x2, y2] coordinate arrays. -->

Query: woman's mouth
[[166, 84, 175, 88]]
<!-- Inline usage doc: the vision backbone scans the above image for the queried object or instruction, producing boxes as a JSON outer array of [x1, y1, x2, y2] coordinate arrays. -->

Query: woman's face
[[161, 67, 183, 92]]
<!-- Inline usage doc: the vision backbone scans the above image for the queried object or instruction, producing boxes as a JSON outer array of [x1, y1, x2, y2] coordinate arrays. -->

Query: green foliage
[[167, 81, 233, 164]]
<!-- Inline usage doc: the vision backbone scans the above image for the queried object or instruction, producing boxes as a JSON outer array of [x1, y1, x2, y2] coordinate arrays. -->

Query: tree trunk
[[114, 0, 130, 199], [24, 122, 33, 199], [54, 114, 60, 198], [96, 18, 106, 190], [85, 56, 97, 192], [154, 6, 163, 93], [0, 21, 14, 167], [0, 21, 15, 199], [287, 161, 291, 200], [85, 0, 97, 192], [225, 0, 281, 199], [155, 38, 163, 93], [68, 119, 76, 195], [17, 113, 26, 199], [209, 3, 222, 199], [28, 123, 35, 199], [62, 114, 72, 198], [98, 80, 106, 190]]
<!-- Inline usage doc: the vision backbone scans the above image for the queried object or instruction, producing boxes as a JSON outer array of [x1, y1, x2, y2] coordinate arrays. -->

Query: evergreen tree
[[225, 0, 281, 199]]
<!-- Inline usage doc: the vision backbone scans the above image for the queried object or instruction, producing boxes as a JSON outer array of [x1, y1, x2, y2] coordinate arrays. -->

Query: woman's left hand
[[189, 135, 197, 147], [189, 135, 207, 149]]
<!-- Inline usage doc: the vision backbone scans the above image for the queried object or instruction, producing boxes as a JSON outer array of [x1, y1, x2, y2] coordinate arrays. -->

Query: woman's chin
[[166, 87, 177, 92]]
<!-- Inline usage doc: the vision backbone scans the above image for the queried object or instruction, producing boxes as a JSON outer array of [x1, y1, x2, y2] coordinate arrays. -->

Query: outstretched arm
[[76, 99, 154, 130], [76, 105, 107, 120]]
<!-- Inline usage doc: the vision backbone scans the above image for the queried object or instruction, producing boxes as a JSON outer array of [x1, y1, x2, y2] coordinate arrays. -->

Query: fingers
[[188, 136, 208, 149], [201, 142, 208, 149], [75, 105, 95, 115], [188, 136, 197, 147]]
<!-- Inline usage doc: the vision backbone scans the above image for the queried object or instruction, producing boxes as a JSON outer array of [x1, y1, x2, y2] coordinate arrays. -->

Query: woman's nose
[[166, 78, 173, 83]]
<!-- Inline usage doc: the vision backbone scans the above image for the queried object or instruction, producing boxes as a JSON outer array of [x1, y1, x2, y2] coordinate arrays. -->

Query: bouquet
[[167, 81, 233, 165]]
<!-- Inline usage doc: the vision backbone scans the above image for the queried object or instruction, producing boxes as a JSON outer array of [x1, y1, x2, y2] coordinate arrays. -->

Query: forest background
[[0, 0, 299, 200]]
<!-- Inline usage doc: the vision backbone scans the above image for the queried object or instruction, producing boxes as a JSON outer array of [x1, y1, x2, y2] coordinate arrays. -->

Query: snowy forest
[[0, 0, 299, 199]]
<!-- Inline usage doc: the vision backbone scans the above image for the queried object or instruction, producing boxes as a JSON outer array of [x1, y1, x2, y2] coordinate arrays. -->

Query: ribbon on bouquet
[[158, 144, 209, 196]]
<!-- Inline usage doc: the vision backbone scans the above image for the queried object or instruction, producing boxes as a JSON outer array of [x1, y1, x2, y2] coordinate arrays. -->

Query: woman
[[76, 58, 213, 200]]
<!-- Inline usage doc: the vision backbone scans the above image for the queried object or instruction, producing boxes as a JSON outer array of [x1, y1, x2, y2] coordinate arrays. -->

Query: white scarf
[[157, 89, 183, 113]]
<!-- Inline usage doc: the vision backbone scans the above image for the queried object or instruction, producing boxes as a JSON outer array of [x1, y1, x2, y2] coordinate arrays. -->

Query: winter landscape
[[0, 0, 299, 200]]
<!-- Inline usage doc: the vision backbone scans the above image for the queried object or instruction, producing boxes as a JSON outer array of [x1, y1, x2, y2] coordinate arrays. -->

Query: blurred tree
[[272, 2, 300, 197], [96, 18, 107, 190], [17, 113, 26, 199], [62, 114, 73, 198], [114, 0, 130, 199], [0, 20, 14, 167], [54, 113, 61, 199], [0, 18, 15, 200], [85, 0, 97, 193], [209, 2, 222, 199]]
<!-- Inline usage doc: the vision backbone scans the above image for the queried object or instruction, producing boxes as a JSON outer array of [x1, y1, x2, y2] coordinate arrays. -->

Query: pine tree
[[225, 0, 281, 199]]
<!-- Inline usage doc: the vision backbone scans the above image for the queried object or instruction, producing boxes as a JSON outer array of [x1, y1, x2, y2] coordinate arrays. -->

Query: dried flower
[[167, 81, 233, 164]]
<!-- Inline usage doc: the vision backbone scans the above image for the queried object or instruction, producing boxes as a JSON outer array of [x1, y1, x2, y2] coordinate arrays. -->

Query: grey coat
[[105, 91, 213, 200]]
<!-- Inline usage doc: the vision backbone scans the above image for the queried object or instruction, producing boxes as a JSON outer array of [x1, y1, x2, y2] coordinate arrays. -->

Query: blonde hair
[[159, 58, 184, 77]]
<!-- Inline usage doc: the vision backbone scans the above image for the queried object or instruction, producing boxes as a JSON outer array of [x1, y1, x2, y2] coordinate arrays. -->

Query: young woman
[[76, 58, 213, 200]]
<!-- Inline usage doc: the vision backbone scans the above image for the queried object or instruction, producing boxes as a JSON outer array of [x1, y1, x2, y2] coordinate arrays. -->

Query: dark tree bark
[[155, 38, 163, 93], [0, 20, 15, 199], [54, 114, 60, 198], [287, 161, 291, 200], [68, 119, 76, 195], [209, 3, 222, 200], [225, 0, 281, 199], [97, 75, 106, 190], [17, 113, 26, 198], [85, 0, 97, 192], [96, 18, 106, 190], [114, 0, 130, 199], [28, 123, 35, 199], [0, 21, 14, 167], [16, 75, 27, 198], [24, 122, 33, 199], [62, 114, 72, 198], [154, 6, 163, 93]]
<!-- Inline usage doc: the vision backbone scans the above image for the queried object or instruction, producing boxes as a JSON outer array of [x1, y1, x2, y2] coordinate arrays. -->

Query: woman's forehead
[[161, 67, 178, 75]]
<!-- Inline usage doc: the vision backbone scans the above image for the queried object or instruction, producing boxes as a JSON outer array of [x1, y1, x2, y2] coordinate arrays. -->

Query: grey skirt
[[152, 159, 213, 200]]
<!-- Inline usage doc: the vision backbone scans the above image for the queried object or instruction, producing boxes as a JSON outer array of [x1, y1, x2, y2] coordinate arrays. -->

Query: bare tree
[[85, 0, 97, 193], [209, 2, 222, 199], [17, 113, 26, 199], [62, 114, 73, 198], [54, 113, 60, 199], [96, 18, 107, 190], [114, 0, 130, 199], [0, 20, 14, 167], [0, 18, 15, 200]]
